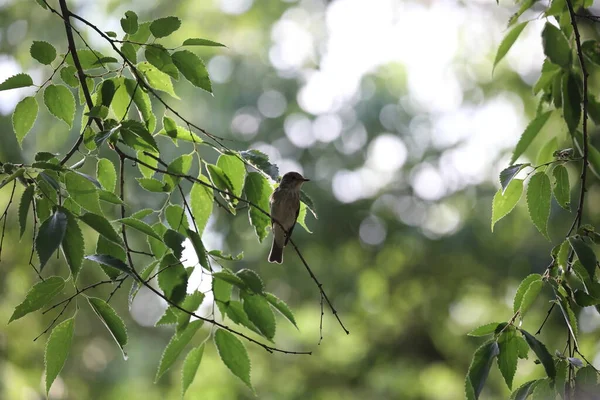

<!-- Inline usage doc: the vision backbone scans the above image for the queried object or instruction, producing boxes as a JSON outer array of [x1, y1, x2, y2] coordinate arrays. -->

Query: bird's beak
[[303, 178, 310, 182]]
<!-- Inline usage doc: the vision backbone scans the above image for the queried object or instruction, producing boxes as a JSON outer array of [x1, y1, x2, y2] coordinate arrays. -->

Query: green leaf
[[265, 292, 297, 329], [182, 38, 226, 47], [164, 154, 193, 190], [236, 269, 264, 294], [213, 273, 233, 316], [124, 79, 156, 132], [137, 177, 171, 192], [87, 297, 128, 359], [574, 289, 599, 306], [526, 172, 551, 240], [491, 179, 523, 231], [164, 229, 185, 259], [223, 301, 262, 335], [499, 164, 529, 193], [214, 329, 253, 390], [513, 274, 542, 313], [44, 84, 75, 128], [18, 185, 34, 238], [86, 254, 131, 276], [551, 164, 570, 210], [217, 154, 246, 198], [213, 271, 247, 290], [239, 150, 279, 181], [150, 16, 181, 38], [131, 208, 155, 219], [145, 45, 179, 80], [138, 61, 179, 98], [530, 379, 553, 399], [158, 118, 203, 144], [61, 209, 84, 279], [467, 322, 502, 337], [542, 22, 571, 67], [208, 249, 243, 261], [116, 217, 162, 240], [519, 279, 543, 317], [242, 293, 276, 340], [96, 158, 116, 192], [575, 365, 599, 397], [129, 261, 157, 308], [148, 223, 169, 259], [171, 50, 212, 93], [65, 171, 102, 214], [155, 320, 203, 382], [30, 41, 56, 65], [120, 120, 159, 152], [569, 236, 597, 279], [510, 380, 539, 400], [0, 73, 34, 91], [36, 209, 68, 270], [120, 11, 138, 34], [9, 276, 65, 323], [166, 204, 189, 235], [13, 96, 38, 145], [157, 253, 187, 305], [493, 22, 528, 71], [174, 291, 205, 332], [465, 340, 499, 399], [497, 329, 519, 389], [582, 40, 600, 66], [65, 49, 107, 70], [186, 230, 210, 271], [536, 137, 558, 165], [190, 175, 214, 236], [510, 111, 552, 164], [563, 72, 581, 134], [181, 344, 205, 398], [45, 317, 75, 395], [79, 212, 124, 247], [520, 329, 556, 380], [244, 172, 273, 242], [60, 66, 79, 87]]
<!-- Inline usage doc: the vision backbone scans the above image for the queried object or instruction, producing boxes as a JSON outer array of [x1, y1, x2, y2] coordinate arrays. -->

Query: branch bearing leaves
[[85, 254, 132, 277], [542, 23, 571, 67], [497, 329, 519, 389], [13, 96, 38, 146], [491, 178, 523, 231], [45, 317, 75, 395], [171, 50, 212, 93], [265, 292, 298, 329], [551, 164, 570, 210], [117, 217, 162, 240], [190, 174, 214, 236], [216, 154, 246, 198], [242, 293, 276, 340], [239, 149, 279, 181], [120, 10, 138, 34], [467, 322, 503, 337], [87, 297, 128, 359], [36, 208, 68, 271], [157, 253, 188, 305], [155, 319, 203, 382], [61, 209, 85, 279], [237, 269, 264, 294], [465, 340, 499, 400], [164, 154, 193, 190], [137, 177, 171, 192], [137, 61, 179, 98], [30, 41, 56, 65], [563, 72, 581, 134], [166, 204, 189, 235], [520, 329, 556, 380], [499, 164, 529, 194], [181, 344, 205, 398], [150, 16, 181, 38], [568, 236, 597, 280], [44, 84, 75, 128], [18, 185, 34, 238], [79, 212, 124, 247], [526, 172, 551, 240], [214, 329, 253, 390], [493, 22, 528, 71], [120, 120, 159, 152], [186, 229, 210, 271], [244, 172, 273, 242], [0, 73, 34, 91], [9, 276, 65, 323], [513, 274, 542, 314], [182, 38, 226, 47], [510, 111, 552, 164], [65, 171, 102, 214], [164, 229, 186, 259], [582, 40, 600, 66], [145, 46, 179, 80]]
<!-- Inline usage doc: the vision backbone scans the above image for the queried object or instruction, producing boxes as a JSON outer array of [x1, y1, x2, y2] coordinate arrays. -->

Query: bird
[[268, 171, 309, 263]]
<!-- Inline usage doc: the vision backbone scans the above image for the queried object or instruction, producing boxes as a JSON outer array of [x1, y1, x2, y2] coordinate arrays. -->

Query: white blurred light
[[411, 164, 445, 201], [332, 169, 362, 203], [284, 113, 316, 148], [208, 55, 234, 83], [313, 114, 342, 143], [335, 123, 367, 155], [269, 19, 314, 70], [251, 142, 282, 163], [219, 0, 253, 15], [359, 215, 387, 246], [7, 20, 27, 46], [231, 107, 261, 138], [278, 159, 304, 177], [422, 204, 461, 237], [366, 134, 407, 172], [258, 90, 287, 118]]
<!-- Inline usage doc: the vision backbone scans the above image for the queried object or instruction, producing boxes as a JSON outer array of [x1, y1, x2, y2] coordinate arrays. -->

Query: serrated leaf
[[497, 330, 518, 389], [511, 111, 552, 164], [124, 79, 156, 132], [61, 209, 84, 279], [265, 292, 297, 328], [13, 96, 38, 145], [30, 41, 56, 65], [510, 380, 539, 400], [85, 254, 131, 276], [79, 212, 124, 246], [519, 279, 543, 317], [129, 261, 157, 309], [65, 49, 107, 70], [166, 204, 189, 235], [186, 229, 210, 272], [44, 84, 75, 128], [575, 365, 599, 397], [467, 322, 502, 337], [465, 340, 499, 399], [87, 297, 128, 359], [121, 10, 138, 34], [491, 179, 523, 231], [116, 217, 161, 240], [36, 209, 68, 270], [64, 171, 102, 214], [520, 329, 556, 379], [236, 269, 264, 294], [499, 164, 529, 193], [131, 208, 154, 219], [164, 154, 193, 190], [60, 66, 78, 87], [150, 16, 181, 38], [45, 317, 75, 394], [552, 164, 570, 210], [513, 274, 542, 314], [181, 344, 205, 398], [157, 253, 187, 305], [121, 120, 159, 152], [190, 175, 213, 236], [155, 319, 203, 382], [148, 222, 169, 259], [137, 177, 171, 192], [0, 73, 34, 91], [157, 122, 203, 143], [296, 202, 311, 233], [574, 289, 599, 306], [223, 301, 260, 334], [138, 61, 179, 98], [213, 274, 233, 317], [242, 293, 276, 340], [245, 172, 273, 242], [171, 50, 212, 93], [175, 291, 205, 332], [217, 154, 246, 198], [239, 150, 279, 181], [18, 185, 34, 238], [494, 22, 528, 71], [9, 276, 65, 323], [556, 239, 570, 270], [563, 72, 581, 134], [213, 271, 247, 289], [582, 40, 600, 65], [569, 236, 597, 280], [96, 158, 116, 192], [527, 172, 551, 240], [530, 379, 553, 400], [214, 329, 252, 389], [542, 22, 571, 67], [145, 46, 179, 80], [164, 229, 185, 259], [208, 249, 243, 261], [182, 38, 226, 47]]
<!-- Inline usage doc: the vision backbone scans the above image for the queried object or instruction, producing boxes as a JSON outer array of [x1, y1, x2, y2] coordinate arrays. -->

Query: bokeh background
[[2, 0, 600, 399]]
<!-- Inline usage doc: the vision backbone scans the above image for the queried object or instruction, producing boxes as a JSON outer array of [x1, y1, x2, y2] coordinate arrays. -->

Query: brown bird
[[268, 172, 310, 263]]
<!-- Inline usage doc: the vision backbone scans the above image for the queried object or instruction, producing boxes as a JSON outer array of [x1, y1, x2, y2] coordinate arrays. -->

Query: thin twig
[[34, 299, 71, 341], [0, 180, 17, 261]]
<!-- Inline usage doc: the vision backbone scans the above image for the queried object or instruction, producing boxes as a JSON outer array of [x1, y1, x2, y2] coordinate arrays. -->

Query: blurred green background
[[2, 0, 600, 399]]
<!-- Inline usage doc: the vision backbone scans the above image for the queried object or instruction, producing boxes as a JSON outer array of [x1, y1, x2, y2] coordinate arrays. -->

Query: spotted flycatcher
[[268, 171, 309, 263]]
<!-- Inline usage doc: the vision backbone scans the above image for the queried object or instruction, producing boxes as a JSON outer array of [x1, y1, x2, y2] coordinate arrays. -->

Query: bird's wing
[[284, 204, 300, 246]]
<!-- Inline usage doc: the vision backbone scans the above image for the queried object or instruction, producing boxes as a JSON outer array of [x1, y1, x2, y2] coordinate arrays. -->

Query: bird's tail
[[268, 239, 284, 263]]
